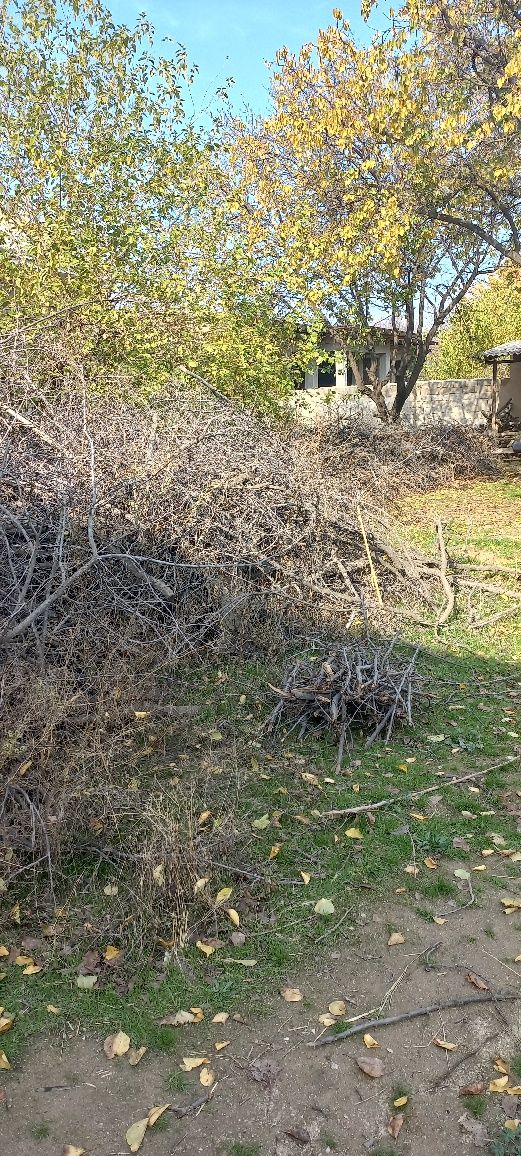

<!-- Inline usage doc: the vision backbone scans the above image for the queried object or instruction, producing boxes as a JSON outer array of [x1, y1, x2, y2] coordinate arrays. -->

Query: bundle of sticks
[[266, 638, 420, 760]]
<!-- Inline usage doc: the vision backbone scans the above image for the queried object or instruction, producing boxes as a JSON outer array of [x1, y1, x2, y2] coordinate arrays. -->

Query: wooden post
[[491, 359, 499, 434]]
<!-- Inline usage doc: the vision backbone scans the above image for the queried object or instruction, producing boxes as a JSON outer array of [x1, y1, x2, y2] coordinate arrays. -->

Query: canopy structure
[[480, 340, 521, 430], [481, 341, 521, 365]]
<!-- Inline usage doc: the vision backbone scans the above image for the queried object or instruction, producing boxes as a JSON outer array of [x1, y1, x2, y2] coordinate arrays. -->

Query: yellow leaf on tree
[[125, 1118, 149, 1153]]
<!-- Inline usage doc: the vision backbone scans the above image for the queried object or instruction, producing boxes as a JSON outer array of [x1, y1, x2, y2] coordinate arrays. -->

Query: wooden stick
[[356, 504, 383, 606], [435, 520, 455, 627], [311, 992, 518, 1047], [320, 755, 519, 819]]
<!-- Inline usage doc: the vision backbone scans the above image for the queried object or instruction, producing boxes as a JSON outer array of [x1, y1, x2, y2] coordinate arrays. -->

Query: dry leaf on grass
[[148, 1104, 170, 1126], [495, 1059, 511, 1075], [76, 974, 97, 990], [226, 908, 240, 927], [128, 1047, 147, 1066], [388, 1113, 404, 1139], [356, 1056, 384, 1078], [126, 1118, 149, 1153], [104, 945, 122, 962], [215, 887, 233, 906], [345, 827, 363, 840], [433, 916, 447, 925], [424, 857, 438, 870], [269, 845, 281, 860], [22, 963, 42, 975], [0, 1050, 11, 1069], [0, 1014, 14, 1033], [212, 1012, 229, 1024], [300, 872, 311, 885], [388, 932, 405, 946], [196, 940, 216, 957], [319, 1013, 336, 1027], [214, 1040, 230, 1051], [328, 1000, 346, 1016], [159, 1010, 196, 1026], [104, 1031, 131, 1058], [314, 898, 335, 916], [281, 986, 303, 1003], [194, 877, 209, 894], [394, 1095, 408, 1108]]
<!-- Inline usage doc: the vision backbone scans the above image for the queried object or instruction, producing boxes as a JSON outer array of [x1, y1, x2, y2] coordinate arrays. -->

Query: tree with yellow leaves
[[233, 2, 520, 418]]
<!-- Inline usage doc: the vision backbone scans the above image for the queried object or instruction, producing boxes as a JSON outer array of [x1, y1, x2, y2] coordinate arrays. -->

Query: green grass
[[227, 1145, 261, 1156], [462, 1094, 487, 1120], [320, 1134, 338, 1150], [510, 1055, 521, 1082], [30, 1123, 51, 1140], [0, 479, 520, 1062]]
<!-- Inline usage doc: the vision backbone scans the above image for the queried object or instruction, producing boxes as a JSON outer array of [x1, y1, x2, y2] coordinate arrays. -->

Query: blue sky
[[109, 1, 370, 116]]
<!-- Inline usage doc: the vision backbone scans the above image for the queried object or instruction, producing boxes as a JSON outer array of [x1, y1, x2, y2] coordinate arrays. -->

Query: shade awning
[[481, 340, 521, 364]]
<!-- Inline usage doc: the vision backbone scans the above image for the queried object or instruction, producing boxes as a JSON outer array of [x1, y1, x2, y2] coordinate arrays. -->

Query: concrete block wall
[[293, 377, 498, 427]]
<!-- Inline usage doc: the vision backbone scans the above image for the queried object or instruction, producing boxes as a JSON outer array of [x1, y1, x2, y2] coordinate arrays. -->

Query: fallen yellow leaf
[[328, 1000, 346, 1016], [22, 964, 42, 976], [394, 1095, 408, 1108], [148, 1104, 170, 1127], [62, 1147, 85, 1156], [46, 1004, 61, 1015], [199, 1066, 215, 1087], [433, 916, 447, 925], [281, 986, 303, 1002], [0, 1014, 14, 1033], [410, 812, 427, 821], [214, 1040, 230, 1051], [10, 903, 20, 924], [128, 1047, 147, 1066], [507, 1086, 521, 1095], [190, 1007, 204, 1022], [363, 1033, 380, 1048], [423, 857, 438, 870], [15, 955, 33, 966], [125, 1118, 148, 1153], [494, 1058, 510, 1075], [0, 947, 8, 958], [388, 932, 405, 946], [345, 827, 363, 840], [300, 872, 311, 885], [104, 1031, 131, 1058], [314, 898, 335, 915], [225, 908, 240, 928], [489, 1075, 510, 1092], [196, 941, 215, 957], [318, 1012, 336, 1027], [215, 887, 232, 906], [433, 1038, 458, 1052], [212, 1012, 229, 1024], [104, 945, 122, 962], [252, 813, 270, 830], [269, 845, 281, 860], [180, 1056, 209, 1071], [0, 1050, 10, 1069], [194, 877, 210, 894], [505, 1120, 520, 1132]]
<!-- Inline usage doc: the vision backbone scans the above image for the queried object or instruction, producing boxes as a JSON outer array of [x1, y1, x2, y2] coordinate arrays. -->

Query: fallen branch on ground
[[320, 755, 519, 820], [311, 992, 518, 1047]]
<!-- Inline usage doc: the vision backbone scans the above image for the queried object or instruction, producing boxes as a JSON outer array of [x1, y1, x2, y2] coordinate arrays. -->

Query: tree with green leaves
[[0, 0, 301, 412], [425, 265, 521, 379]]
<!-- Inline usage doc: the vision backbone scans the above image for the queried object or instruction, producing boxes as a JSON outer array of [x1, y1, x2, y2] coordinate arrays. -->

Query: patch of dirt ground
[[3, 897, 521, 1156]]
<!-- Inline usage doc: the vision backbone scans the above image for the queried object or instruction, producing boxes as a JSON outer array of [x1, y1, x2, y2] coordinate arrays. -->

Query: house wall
[[502, 362, 521, 418], [303, 339, 394, 390], [293, 377, 501, 427]]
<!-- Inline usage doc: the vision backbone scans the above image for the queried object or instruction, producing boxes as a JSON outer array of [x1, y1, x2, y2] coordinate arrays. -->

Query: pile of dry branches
[[0, 331, 502, 925], [315, 412, 497, 497], [266, 639, 420, 762]]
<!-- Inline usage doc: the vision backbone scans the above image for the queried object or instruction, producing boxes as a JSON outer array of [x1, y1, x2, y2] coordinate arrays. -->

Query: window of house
[[317, 359, 336, 388]]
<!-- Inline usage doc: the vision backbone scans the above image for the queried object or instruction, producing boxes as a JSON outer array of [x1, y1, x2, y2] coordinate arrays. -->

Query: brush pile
[[266, 639, 420, 759]]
